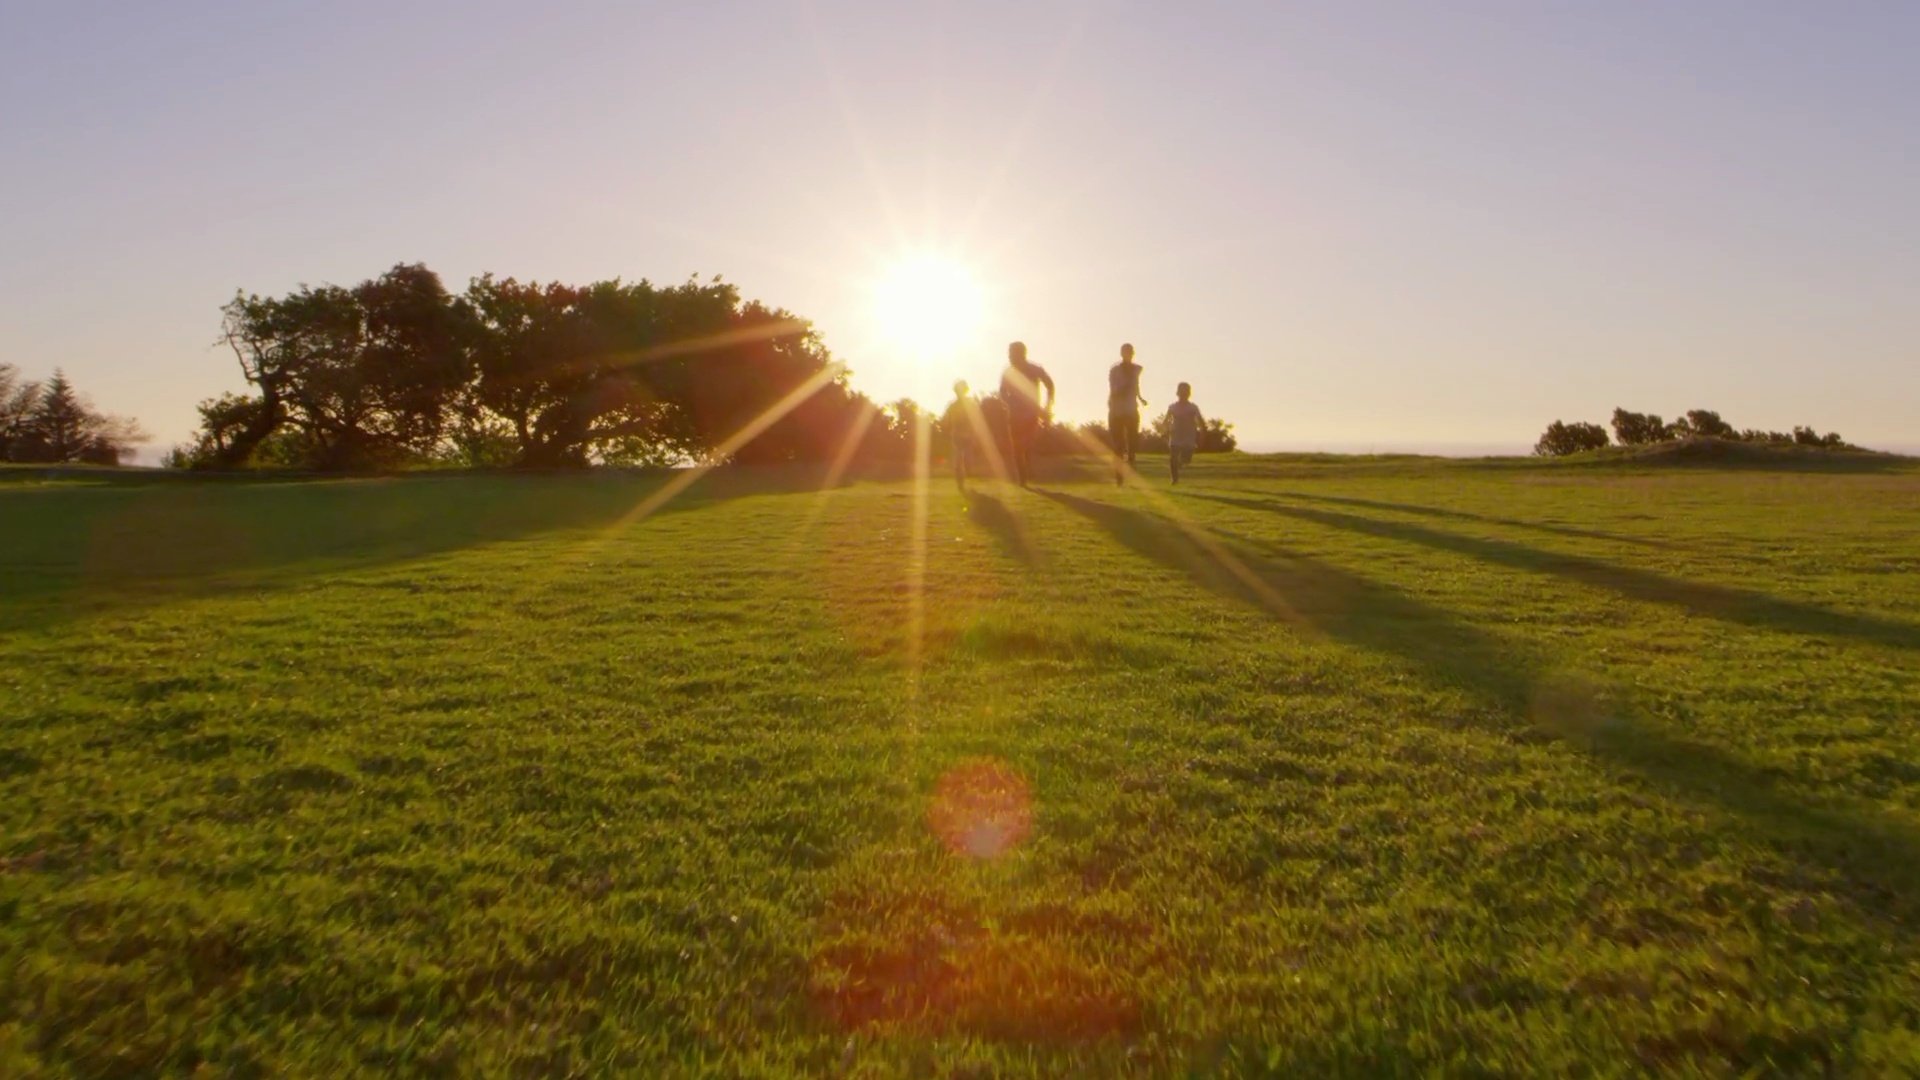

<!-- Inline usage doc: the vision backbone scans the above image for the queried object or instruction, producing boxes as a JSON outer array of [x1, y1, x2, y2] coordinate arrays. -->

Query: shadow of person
[[1189, 492, 1920, 653], [1039, 488, 1920, 940], [965, 492, 1041, 567], [1275, 490, 1673, 549]]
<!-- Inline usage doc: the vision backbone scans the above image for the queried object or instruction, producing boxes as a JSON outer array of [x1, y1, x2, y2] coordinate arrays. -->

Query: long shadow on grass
[[964, 492, 1041, 567], [1191, 492, 1920, 653], [1041, 489, 1920, 935], [0, 468, 826, 634], [1270, 490, 1672, 549]]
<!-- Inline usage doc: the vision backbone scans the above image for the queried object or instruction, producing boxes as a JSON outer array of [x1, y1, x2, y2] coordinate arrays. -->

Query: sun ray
[[954, 1, 1095, 251], [905, 406, 932, 697], [1058, 424, 1307, 626], [612, 364, 846, 530], [956, 396, 1041, 562], [960, 397, 1014, 486], [638, 216, 849, 286], [484, 364, 847, 623], [783, 399, 882, 560], [800, 0, 909, 251]]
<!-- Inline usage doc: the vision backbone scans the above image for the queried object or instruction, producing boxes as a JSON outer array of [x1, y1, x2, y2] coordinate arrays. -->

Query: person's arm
[[1137, 368, 1148, 408], [1038, 368, 1056, 416]]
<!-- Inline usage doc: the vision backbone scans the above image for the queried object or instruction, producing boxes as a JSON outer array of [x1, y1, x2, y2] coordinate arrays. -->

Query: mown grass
[[3, 453, 1919, 1076]]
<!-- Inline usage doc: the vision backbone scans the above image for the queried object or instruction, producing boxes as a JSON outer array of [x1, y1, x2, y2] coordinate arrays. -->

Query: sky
[[3, 1, 1917, 458]]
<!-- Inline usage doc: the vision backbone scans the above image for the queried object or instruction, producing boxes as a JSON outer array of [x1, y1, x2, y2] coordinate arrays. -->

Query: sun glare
[[868, 253, 985, 360]]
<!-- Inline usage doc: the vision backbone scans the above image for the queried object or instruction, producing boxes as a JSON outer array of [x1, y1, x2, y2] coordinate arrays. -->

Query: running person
[[942, 380, 978, 490], [1164, 381, 1205, 485], [998, 341, 1055, 488], [1107, 343, 1147, 485]]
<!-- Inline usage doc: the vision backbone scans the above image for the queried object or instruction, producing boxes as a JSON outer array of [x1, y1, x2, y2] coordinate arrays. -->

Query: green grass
[[4, 453, 1919, 1076]]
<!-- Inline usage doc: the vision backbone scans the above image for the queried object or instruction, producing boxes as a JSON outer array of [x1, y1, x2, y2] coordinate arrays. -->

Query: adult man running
[[1107, 343, 1147, 485], [998, 341, 1055, 488]]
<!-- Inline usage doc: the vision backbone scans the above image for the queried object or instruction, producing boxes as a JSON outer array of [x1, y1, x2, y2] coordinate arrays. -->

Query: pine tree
[[24, 371, 95, 462]]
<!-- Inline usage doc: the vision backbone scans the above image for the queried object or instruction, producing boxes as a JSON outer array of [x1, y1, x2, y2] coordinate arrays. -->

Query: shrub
[[1534, 420, 1610, 457], [1610, 408, 1666, 446]]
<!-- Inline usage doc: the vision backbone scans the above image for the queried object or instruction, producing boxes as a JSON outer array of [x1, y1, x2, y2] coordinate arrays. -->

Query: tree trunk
[[209, 384, 282, 469]]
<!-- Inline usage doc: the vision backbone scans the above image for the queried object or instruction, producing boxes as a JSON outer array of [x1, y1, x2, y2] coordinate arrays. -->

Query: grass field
[[4, 452, 1919, 1076]]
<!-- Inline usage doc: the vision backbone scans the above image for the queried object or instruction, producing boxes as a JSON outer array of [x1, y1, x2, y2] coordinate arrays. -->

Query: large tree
[[193, 262, 925, 470], [215, 263, 468, 469]]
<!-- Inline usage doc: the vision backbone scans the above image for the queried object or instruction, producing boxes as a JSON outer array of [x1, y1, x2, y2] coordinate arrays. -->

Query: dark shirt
[[1108, 362, 1143, 416], [1000, 363, 1054, 422]]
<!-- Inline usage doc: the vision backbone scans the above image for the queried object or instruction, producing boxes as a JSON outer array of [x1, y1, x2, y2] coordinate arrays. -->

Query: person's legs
[[954, 440, 967, 489], [1108, 411, 1127, 484], [1122, 414, 1139, 467]]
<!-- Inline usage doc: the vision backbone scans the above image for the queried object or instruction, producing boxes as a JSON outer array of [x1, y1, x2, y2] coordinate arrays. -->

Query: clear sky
[[4, 1, 1916, 457]]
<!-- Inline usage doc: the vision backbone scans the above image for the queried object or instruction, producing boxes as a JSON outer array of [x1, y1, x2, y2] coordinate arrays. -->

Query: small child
[[943, 380, 976, 490], [1164, 382, 1205, 485]]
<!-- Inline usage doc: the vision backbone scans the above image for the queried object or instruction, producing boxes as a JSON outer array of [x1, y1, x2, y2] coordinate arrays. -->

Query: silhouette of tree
[[0, 363, 41, 460], [1672, 409, 1736, 439], [1610, 408, 1666, 446], [1534, 420, 1610, 457], [6, 369, 148, 464]]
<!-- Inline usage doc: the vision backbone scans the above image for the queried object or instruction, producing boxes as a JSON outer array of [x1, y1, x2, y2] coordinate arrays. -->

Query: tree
[[1793, 425, 1850, 449], [7, 370, 147, 464], [167, 393, 275, 468], [1534, 420, 1610, 457], [214, 264, 469, 470], [1672, 408, 1736, 439], [0, 363, 41, 460], [1200, 417, 1238, 453], [1609, 408, 1666, 446]]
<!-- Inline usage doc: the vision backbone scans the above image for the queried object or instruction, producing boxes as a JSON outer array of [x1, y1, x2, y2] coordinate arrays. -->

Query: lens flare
[[928, 758, 1033, 860]]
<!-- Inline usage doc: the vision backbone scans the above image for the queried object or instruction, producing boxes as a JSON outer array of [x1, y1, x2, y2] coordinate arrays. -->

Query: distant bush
[[1793, 426, 1851, 449], [1610, 408, 1668, 447], [1534, 420, 1611, 457], [1556, 405, 1862, 454], [1671, 409, 1736, 440]]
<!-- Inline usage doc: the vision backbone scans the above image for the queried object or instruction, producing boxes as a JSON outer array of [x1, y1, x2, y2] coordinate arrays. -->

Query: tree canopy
[[179, 264, 877, 470]]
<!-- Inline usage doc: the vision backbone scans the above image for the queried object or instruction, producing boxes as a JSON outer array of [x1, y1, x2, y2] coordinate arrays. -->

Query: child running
[[1164, 382, 1205, 485], [942, 380, 977, 490]]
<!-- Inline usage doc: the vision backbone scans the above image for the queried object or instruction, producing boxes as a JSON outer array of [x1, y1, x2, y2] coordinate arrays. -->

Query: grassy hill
[[3, 453, 1919, 1075]]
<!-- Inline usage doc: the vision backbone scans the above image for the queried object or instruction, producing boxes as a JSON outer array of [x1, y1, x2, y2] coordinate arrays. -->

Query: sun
[[868, 252, 985, 361]]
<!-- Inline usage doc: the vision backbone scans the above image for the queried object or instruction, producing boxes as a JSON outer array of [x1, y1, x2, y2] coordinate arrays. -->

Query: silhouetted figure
[[1165, 381, 1205, 484], [1107, 343, 1147, 486], [998, 341, 1054, 487], [943, 379, 977, 490]]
